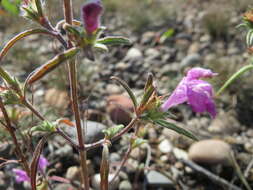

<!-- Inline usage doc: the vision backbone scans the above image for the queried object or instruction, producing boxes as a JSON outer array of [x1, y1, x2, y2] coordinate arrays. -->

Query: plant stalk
[[63, 0, 89, 189], [0, 97, 30, 176]]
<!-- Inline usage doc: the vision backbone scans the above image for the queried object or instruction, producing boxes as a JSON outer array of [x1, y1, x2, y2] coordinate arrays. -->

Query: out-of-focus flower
[[12, 169, 30, 183], [244, 9, 253, 23], [12, 155, 49, 183], [161, 67, 217, 118], [38, 155, 49, 172], [81, 0, 103, 34]]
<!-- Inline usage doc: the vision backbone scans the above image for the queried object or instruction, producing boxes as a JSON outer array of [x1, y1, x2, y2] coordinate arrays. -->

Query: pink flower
[[161, 67, 217, 118], [12, 169, 30, 183], [38, 155, 49, 172], [81, 0, 103, 34], [12, 155, 49, 183]]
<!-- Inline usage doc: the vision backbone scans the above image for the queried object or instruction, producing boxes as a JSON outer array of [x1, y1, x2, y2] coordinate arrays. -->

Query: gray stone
[[146, 170, 174, 188], [144, 48, 161, 60], [119, 180, 132, 190], [124, 48, 143, 61], [180, 53, 201, 68], [62, 120, 107, 144]]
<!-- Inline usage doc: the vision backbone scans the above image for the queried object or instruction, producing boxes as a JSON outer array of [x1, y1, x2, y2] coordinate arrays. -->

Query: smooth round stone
[[188, 139, 232, 165]]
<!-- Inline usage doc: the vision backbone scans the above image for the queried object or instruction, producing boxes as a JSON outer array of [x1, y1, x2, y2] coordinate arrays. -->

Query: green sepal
[[96, 36, 131, 46], [154, 119, 198, 141], [31, 121, 56, 133], [102, 124, 124, 139]]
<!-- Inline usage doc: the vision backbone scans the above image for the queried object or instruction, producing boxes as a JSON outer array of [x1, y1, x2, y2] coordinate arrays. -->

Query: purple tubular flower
[[161, 67, 217, 118], [81, 0, 103, 34], [12, 169, 30, 183], [38, 155, 49, 171]]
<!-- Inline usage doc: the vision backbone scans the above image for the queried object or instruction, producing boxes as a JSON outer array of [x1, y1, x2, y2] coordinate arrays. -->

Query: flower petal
[[186, 67, 217, 80], [187, 80, 216, 117], [38, 155, 48, 171], [81, 0, 103, 34], [161, 77, 188, 111], [12, 169, 30, 183]]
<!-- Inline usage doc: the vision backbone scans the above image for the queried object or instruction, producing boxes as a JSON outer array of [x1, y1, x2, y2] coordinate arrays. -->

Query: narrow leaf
[[110, 76, 137, 109], [217, 64, 253, 96], [96, 36, 131, 46], [100, 144, 110, 190], [27, 47, 80, 84], [0, 29, 53, 62], [30, 133, 56, 190], [155, 119, 198, 141]]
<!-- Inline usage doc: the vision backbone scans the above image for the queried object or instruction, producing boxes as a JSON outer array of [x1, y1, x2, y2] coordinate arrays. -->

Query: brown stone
[[188, 139, 232, 165], [44, 88, 69, 109], [106, 95, 134, 125]]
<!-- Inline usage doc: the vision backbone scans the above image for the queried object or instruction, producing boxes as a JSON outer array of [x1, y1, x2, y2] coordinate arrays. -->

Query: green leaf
[[159, 28, 174, 43], [131, 138, 147, 149], [31, 121, 56, 133], [94, 43, 109, 53], [154, 119, 198, 141], [1, 0, 20, 15], [27, 47, 80, 84], [217, 64, 253, 96], [103, 124, 124, 139], [96, 36, 131, 46]]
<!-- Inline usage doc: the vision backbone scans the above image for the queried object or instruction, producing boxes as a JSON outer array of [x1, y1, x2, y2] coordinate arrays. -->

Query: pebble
[[44, 88, 69, 109], [188, 139, 232, 165], [106, 95, 134, 125], [61, 120, 107, 144], [158, 139, 173, 154], [146, 170, 174, 188], [66, 166, 80, 181], [180, 53, 201, 68], [208, 110, 240, 134], [119, 180, 132, 190], [124, 47, 143, 61]]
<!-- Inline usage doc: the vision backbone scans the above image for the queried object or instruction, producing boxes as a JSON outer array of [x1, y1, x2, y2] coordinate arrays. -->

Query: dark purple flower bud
[[81, 0, 103, 34]]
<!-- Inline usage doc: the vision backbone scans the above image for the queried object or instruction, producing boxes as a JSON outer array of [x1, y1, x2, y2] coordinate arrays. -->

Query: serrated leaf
[[96, 36, 131, 46], [155, 119, 198, 141]]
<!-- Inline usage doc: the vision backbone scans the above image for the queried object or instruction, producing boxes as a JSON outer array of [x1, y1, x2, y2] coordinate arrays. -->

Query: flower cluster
[[161, 68, 217, 118]]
